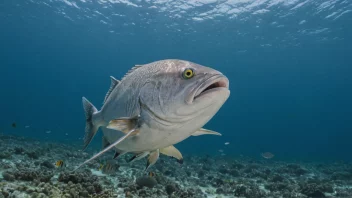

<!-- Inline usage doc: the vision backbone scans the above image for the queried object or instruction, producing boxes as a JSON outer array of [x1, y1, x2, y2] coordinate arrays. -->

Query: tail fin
[[82, 97, 99, 150]]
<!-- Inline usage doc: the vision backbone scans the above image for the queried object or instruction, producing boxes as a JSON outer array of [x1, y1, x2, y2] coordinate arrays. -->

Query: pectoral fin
[[74, 120, 139, 171], [191, 128, 222, 136], [107, 116, 140, 136], [145, 149, 159, 171], [160, 145, 183, 164]]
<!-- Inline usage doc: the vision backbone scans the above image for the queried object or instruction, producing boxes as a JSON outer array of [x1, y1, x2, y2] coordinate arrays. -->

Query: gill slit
[[157, 81, 166, 116], [138, 97, 174, 127]]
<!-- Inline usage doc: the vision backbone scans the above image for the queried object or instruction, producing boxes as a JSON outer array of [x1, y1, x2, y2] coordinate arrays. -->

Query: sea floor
[[0, 134, 352, 198]]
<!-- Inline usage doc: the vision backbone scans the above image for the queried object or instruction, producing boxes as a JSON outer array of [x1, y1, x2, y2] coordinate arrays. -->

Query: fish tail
[[82, 97, 99, 150]]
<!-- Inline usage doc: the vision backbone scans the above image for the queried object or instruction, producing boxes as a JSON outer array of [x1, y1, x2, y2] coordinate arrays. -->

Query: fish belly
[[101, 126, 171, 152]]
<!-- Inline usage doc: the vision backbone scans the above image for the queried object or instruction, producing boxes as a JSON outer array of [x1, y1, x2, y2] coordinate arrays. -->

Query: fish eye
[[182, 68, 195, 79]]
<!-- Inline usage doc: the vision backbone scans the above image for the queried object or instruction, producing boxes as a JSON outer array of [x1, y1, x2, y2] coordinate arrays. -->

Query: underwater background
[[1, 0, 352, 197], [1, 0, 351, 162]]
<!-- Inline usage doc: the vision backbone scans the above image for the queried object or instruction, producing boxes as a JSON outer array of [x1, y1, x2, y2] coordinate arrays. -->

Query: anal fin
[[145, 149, 159, 171], [160, 145, 183, 164]]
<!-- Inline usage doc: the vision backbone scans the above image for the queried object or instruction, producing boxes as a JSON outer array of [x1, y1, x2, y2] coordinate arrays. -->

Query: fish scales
[[76, 59, 230, 171]]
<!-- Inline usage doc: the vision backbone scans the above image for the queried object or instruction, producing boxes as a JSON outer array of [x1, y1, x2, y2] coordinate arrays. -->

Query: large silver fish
[[76, 59, 230, 171]]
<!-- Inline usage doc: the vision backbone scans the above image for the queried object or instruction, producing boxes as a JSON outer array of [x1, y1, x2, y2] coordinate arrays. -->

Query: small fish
[[261, 152, 274, 159], [46, 131, 51, 134], [55, 160, 65, 168], [65, 133, 69, 136], [101, 160, 119, 174], [148, 171, 156, 177], [218, 149, 224, 153], [25, 125, 30, 128], [98, 163, 104, 171], [224, 142, 230, 145], [12, 123, 16, 128]]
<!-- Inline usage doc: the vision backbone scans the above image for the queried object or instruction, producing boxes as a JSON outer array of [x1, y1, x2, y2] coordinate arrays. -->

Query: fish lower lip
[[193, 75, 229, 100]]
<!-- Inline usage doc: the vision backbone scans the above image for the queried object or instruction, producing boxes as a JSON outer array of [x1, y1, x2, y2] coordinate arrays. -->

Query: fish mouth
[[191, 74, 229, 103]]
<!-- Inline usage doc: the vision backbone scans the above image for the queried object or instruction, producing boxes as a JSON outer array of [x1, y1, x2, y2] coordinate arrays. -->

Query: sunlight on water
[[25, 0, 351, 46]]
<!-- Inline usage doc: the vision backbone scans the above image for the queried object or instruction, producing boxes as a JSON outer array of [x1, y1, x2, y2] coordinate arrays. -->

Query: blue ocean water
[[1, 0, 351, 163]]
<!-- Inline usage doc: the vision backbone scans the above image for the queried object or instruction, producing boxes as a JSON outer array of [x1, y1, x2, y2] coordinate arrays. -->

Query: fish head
[[141, 59, 230, 130]]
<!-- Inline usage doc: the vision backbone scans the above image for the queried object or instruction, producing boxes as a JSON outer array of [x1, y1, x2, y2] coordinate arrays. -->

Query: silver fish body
[[78, 59, 230, 170]]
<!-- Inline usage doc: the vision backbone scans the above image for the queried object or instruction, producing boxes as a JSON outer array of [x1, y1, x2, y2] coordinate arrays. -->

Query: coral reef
[[0, 133, 351, 198]]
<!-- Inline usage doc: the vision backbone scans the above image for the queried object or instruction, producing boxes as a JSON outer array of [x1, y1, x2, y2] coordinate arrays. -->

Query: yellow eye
[[182, 68, 194, 79]]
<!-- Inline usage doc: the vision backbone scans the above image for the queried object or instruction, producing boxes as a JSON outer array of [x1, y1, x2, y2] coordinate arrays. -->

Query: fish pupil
[[183, 68, 194, 79]]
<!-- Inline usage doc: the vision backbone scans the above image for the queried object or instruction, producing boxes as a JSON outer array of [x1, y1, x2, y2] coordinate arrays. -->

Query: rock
[[216, 188, 224, 194], [69, 188, 76, 196], [165, 184, 177, 195], [125, 191, 133, 198], [79, 191, 88, 197], [198, 170, 205, 177], [40, 161, 55, 169], [58, 171, 96, 184], [136, 176, 157, 188], [265, 182, 288, 192], [331, 171, 352, 180], [25, 151, 39, 159], [26, 187, 35, 194], [270, 174, 284, 183], [219, 168, 229, 174], [301, 183, 326, 198], [0, 151, 11, 159], [2, 172, 15, 181], [14, 147, 25, 155], [294, 168, 308, 176], [229, 169, 240, 177]]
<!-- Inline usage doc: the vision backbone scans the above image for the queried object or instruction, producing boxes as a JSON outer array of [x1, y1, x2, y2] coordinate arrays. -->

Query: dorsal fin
[[121, 65, 143, 81], [103, 76, 120, 104]]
